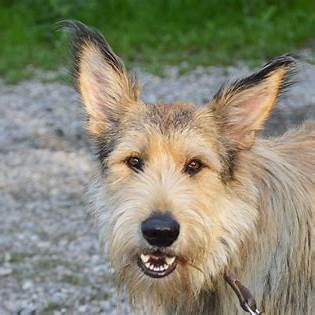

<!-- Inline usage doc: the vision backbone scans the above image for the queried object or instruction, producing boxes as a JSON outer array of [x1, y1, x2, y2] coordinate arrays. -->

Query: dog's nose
[[141, 213, 180, 247]]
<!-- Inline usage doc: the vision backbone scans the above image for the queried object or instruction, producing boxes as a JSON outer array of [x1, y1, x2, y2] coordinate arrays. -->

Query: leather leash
[[224, 270, 263, 314]]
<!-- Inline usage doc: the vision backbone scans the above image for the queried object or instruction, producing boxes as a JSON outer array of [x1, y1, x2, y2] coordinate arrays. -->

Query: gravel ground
[[1, 63, 315, 315]]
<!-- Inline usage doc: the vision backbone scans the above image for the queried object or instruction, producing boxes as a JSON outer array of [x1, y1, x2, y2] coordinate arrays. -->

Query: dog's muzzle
[[138, 213, 180, 278]]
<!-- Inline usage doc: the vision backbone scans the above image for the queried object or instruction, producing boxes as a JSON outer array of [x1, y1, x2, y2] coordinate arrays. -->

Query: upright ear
[[212, 56, 296, 149], [62, 20, 139, 137]]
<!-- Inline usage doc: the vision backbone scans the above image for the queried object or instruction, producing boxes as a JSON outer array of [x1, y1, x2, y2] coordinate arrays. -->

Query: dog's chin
[[137, 250, 177, 278]]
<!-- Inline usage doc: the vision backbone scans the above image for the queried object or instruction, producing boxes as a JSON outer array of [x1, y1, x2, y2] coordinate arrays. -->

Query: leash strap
[[224, 270, 263, 314]]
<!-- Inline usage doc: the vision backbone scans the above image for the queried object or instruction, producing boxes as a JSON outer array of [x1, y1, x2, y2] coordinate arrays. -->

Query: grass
[[7, 251, 33, 263], [1, 0, 315, 82], [41, 301, 63, 314]]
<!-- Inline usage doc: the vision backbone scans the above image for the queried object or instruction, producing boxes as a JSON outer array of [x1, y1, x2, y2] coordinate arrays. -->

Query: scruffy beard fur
[[92, 155, 257, 314], [93, 169, 257, 314], [63, 21, 314, 314]]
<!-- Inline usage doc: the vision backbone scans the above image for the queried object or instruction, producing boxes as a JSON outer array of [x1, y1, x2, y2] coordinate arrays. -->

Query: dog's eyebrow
[[105, 139, 147, 165]]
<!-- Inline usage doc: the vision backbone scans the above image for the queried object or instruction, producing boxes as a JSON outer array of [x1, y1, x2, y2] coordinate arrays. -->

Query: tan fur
[[70, 25, 314, 314], [92, 114, 314, 314], [78, 42, 138, 136]]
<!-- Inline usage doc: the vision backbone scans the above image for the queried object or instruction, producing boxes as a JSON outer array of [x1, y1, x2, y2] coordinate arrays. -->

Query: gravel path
[[1, 63, 315, 315]]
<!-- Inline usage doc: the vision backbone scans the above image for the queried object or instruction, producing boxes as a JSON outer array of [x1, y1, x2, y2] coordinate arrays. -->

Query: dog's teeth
[[141, 254, 175, 273], [141, 254, 150, 263], [165, 257, 175, 265]]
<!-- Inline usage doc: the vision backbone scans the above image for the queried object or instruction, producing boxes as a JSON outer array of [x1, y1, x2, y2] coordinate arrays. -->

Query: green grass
[[1, 0, 315, 82], [41, 301, 63, 314]]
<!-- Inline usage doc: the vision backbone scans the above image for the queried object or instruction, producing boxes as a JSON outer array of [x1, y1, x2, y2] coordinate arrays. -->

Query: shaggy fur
[[64, 21, 314, 314]]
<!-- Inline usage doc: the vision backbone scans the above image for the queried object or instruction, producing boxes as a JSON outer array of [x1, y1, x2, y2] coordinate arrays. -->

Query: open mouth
[[137, 251, 177, 278]]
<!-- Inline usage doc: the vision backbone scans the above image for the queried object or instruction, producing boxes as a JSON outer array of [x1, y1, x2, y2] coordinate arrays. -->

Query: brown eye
[[185, 159, 203, 176], [126, 156, 143, 172]]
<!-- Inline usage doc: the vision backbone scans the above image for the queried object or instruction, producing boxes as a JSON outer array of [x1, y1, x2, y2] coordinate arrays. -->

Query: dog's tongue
[[150, 251, 164, 260], [148, 251, 176, 265]]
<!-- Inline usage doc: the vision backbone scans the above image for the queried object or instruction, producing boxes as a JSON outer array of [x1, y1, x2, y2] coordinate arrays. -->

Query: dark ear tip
[[264, 54, 297, 72], [56, 20, 106, 46], [57, 20, 106, 90], [213, 53, 298, 105], [56, 19, 88, 34], [57, 20, 117, 58], [59, 19, 127, 92]]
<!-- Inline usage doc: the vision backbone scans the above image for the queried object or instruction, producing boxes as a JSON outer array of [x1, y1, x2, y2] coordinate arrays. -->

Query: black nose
[[141, 213, 180, 247]]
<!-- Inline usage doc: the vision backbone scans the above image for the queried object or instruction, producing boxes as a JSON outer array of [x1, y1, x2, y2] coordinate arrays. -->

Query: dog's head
[[64, 21, 295, 310]]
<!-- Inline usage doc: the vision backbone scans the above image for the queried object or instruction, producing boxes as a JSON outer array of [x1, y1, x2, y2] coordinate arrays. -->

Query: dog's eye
[[126, 156, 143, 172], [185, 159, 203, 175]]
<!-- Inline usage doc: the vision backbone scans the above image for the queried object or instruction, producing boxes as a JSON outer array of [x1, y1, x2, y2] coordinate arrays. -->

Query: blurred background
[[0, 1, 315, 315], [1, 0, 315, 82]]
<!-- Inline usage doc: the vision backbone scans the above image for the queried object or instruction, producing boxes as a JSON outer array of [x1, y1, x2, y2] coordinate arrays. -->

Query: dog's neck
[[213, 139, 313, 315]]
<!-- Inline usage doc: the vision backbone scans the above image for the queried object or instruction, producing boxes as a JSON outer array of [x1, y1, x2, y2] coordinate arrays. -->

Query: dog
[[64, 21, 314, 314]]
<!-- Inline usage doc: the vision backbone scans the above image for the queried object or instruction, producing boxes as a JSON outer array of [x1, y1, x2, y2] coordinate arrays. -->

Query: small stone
[[4, 252, 11, 262], [19, 308, 36, 315], [79, 305, 87, 312], [22, 280, 33, 290], [0, 267, 12, 276]]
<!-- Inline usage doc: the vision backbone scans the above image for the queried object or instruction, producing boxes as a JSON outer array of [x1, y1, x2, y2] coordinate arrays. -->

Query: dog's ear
[[62, 20, 139, 136], [212, 56, 295, 149]]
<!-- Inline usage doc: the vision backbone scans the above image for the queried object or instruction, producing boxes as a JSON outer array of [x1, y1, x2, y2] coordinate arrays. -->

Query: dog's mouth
[[137, 251, 177, 278]]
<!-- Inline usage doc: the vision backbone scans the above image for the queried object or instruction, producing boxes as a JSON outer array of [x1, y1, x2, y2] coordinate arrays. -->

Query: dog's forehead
[[117, 102, 219, 155], [121, 102, 218, 141], [143, 103, 196, 131]]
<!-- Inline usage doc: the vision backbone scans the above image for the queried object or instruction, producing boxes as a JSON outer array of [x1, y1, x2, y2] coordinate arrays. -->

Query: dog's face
[[65, 21, 294, 310]]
